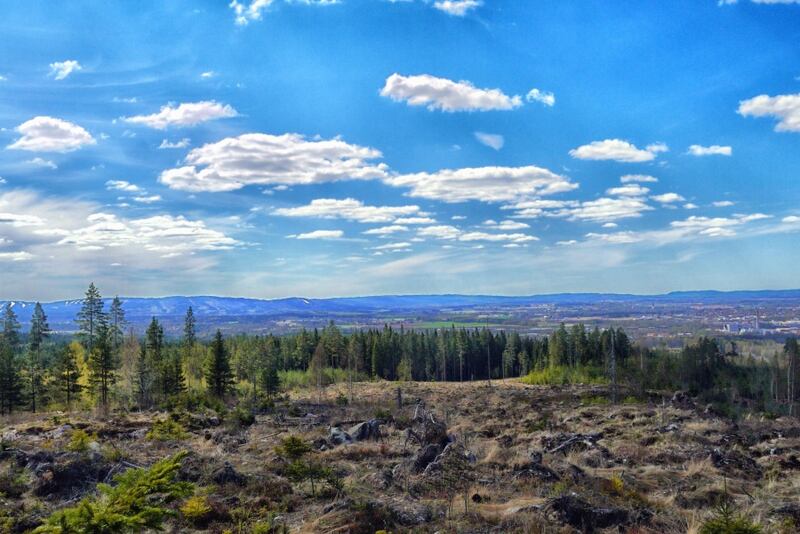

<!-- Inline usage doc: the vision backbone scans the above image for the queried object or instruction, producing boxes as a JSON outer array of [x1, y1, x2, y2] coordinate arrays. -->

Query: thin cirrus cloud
[[433, 0, 481, 16], [474, 131, 504, 150], [503, 196, 653, 222], [738, 93, 800, 132], [159, 133, 388, 192], [688, 144, 732, 156], [417, 224, 538, 243], [569, 139, 668, 162], [7, 116, 95, 152], [49, 60, 81, 80], [158, 138, 191, 149], [124, 101, 238, 129], [380, 73, 522, 112], [273, 198, 422, 223], [620, 174, 658, 183]]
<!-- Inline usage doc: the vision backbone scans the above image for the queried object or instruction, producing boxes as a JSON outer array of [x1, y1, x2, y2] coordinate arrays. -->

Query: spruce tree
[[205, 330, 233, 398], [89, 318, 117, 409], [260, 354, 281, 399], [2, 302, 21, 353], [0, 339, 22, 415], [136, 343, 153, 409], [27, 302, 50, 412], [56, 344, 82, 411], [183, 306, 196, 348], [145, 317, 166, 398], [77, 283, 106, 355], [108, 296, 126, 352]]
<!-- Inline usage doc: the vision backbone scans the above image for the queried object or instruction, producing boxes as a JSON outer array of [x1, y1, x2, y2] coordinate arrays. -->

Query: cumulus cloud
[[364, 225, 409, 235], [293, 229, 344, 240], [569, 139, 668, 162], [526, 88, 555, 107], [503, 196, 652, 222], [433, 0, 481, 16], [132, 195, 162, 204], [8, 116, 95, 152], [651, 192, 685, 204], [713, 200, 735, 207], [688, 144, 732, 156], [380, 73, 522, 112], [474, 131, 504, 150], [394, 216, 436, 225], [273, 198, 421, 223], [0, 251, 33, 262], [385, 165, 576, 203], [159, 133, 388, 192], [159, 138, 191, 149], [483, 219, 530, 230], [105, 180, 141, 192], [416, 224, 536, 243], [738, 93, 800, 132], [125, 101, 238, 129], [49, 60, 81, 80], [606, 184, 650, 197], [230, 0, 338, 25]]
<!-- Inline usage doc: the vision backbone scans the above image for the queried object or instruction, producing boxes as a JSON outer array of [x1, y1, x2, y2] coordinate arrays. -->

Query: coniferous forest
[[2, 283, 798, 419]]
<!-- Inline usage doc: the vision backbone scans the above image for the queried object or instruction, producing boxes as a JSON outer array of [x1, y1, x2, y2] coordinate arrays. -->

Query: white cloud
[[364, 225, 409, 235], [483, 219, 530, 230], [385, 165, 576, 203], [159, 138, 191, 149], [688, 144, 732, 156], [684, 203, 699, 209], [651, 192, 685, 204], [433, 0, 481, 16], [416, 224, 536, 243], [451, 215, 467, 220], [474, 131, 504, 150], [294, 229, 344, 240], [620, 174, 658, 183], [125, 101, 238, 129], [201, 71, 216, 78], [380, 73, 522, 112], [8, 116, 95, 152], [273, 198, 421, 223], [394, 216, 436, 225], [569, 139, 668, 163], [0, 212, 46, 227], [26, 158, 57, 169], [713, 200, 735, 207], [160, 133, 388, 192], [738, 93, 800, 132], [0, 251, 33, 262], [230, 0, 339, 25], [132, 195, 162, 204], [526, 88, 555, 107], [560, 197, 653, 222], [373, 241, 412, 250], [105, 180, 141, 192], [585, 231, 644, 244], [0, 75, 6, 82], [782, 215, 800, 223], [112, 96, 138, 104], [602, 222, 618, 228], [606, 184, 650, 197], [49, 60, 81, 80]]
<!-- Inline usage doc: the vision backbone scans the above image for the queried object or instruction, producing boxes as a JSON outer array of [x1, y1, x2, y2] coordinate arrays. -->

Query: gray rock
[[329, 426, 353, 445]]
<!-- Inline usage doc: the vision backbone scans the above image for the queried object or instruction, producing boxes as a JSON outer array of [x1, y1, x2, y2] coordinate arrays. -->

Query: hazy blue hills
[[2, 290, 800, 329]]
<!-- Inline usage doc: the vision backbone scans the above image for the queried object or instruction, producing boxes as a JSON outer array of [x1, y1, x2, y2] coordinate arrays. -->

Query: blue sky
[[0, 0, 799, 300]]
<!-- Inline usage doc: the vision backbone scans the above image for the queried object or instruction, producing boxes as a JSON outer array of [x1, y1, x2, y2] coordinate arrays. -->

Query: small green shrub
[[699, 499, 762, 534], [373, 408, 391, 420], [275, 435, 311, 460], [33, 451, 193, 533], [335, 392, 349, 406], [66, 429, 94, 452], [582, 395, 610, 406], [0, 465, 28, 498], [227, 406, 256, 430], [181, 495, 212, 525], [146, 418, 189, 441]]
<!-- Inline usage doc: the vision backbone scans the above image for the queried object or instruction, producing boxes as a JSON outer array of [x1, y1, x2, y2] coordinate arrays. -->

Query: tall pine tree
[[0, 339, 22, 415], [27, 302, 51, 412], [88, 318, 117, 409], [2, 303, 21, 353], [56, 344, 82, 411], [108, 296, 126, 352], [77, 283, 105, 356]]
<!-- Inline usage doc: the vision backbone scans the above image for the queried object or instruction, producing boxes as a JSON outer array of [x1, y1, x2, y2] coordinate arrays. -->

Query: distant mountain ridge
[[2, 289, 800, 328]]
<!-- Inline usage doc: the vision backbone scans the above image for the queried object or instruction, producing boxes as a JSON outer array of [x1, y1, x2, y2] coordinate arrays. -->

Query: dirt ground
[[2, 380, 799, 533]]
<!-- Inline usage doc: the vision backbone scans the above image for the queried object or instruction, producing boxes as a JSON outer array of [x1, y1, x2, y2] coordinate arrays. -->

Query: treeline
[[1, 283, 798, 417]]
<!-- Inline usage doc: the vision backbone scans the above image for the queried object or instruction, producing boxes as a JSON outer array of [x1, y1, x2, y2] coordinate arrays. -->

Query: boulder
[[31, 452, 111, 498], [413, 443, 441, 473], [548, 495, 630, 533], [211, 461, 246, 486], [329, 426, 353, 446], [348, 419, 382, 442]]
